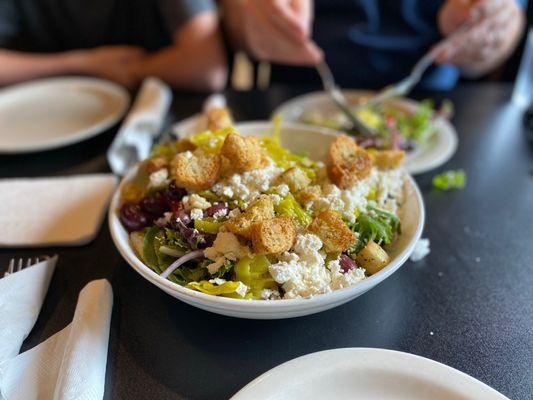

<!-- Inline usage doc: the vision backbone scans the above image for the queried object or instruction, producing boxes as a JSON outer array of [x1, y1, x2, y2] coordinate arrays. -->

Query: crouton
[[144, 155, 168, 174], [327, 135, 372, 189], [370, 150, 404, 170], [176, 138, 197, 153], [221, 133, 268, 172], [251, 216, 296, 254], [207, 107, 232, 131], [296, 185, 322, 205], [355, 240, 390, 274], [281, 167, 311, 192], [309, 208, 356, 253], [173, 149, 221, 191], [225, 195, 275, 239]]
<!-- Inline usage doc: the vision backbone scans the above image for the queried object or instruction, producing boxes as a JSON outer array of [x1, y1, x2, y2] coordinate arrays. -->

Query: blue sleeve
[[0, 0, 20, 48], [158, 0, 216, 36]]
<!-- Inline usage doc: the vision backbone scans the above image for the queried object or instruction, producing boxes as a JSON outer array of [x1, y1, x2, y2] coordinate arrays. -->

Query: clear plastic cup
[[512, 28, 533, 108]]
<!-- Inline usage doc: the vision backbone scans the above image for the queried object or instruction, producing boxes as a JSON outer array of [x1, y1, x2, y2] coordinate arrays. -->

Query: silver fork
[[359, 22, 473, 109], [4, 257, 43, 277], [316, 60, 378, 136]]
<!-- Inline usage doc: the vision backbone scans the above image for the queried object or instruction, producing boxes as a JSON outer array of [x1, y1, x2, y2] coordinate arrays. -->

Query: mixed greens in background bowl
[[274, 90, 458, 175]]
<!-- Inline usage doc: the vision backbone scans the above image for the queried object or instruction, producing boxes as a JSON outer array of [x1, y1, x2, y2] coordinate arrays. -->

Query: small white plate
[[273, 90, 458, 175], [0, 77, 130, 154], [232, 348, 510, 400]]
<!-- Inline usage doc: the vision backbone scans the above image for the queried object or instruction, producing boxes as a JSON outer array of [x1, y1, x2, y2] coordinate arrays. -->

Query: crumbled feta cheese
[[235, 282, 249, 297], [204, 232, 249, 274], [268, 234, 331, 299], [273, 184, 290, 197], [260, 288, 281, 300], [212, 208, 228, 219], [148, 168, 168, 189], [410, 238, 430, 262], [293, 233, 323, 266], [209, 278, 227, 285], [268, 234, 368, 299], [182, 194, 212, 210], [327, 259, 366, 290], [268, 193, 282, 205], [311, 167, 405, 223], [190, 208, 203, 220], [211, 161, 283, 203], [183, 150, 193, 159]]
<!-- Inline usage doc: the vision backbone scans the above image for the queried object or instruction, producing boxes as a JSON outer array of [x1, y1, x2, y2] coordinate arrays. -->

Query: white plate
[[0, 77, 130, 154], [273, 90, 458, 175], [109, 122, 425, 319], [232, 348, 510, 400]]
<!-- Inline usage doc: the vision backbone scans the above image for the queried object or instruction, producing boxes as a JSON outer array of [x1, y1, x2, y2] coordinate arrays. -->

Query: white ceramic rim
[[109, 122, 425, 310], [272, 90, 458, 175], [231, 348, 510, 400], [0, 76, 130, 154]]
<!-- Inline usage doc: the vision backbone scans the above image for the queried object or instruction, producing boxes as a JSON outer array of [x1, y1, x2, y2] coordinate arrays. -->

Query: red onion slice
[[160, 250, 204, 279]]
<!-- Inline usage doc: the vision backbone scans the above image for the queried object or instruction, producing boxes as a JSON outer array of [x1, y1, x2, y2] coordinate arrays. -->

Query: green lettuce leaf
[[432, 169, 466, 190]]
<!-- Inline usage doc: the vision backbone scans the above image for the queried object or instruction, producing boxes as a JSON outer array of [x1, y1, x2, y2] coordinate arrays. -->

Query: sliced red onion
[[160, 250, 204, 279], [203, 202, 229, 218]]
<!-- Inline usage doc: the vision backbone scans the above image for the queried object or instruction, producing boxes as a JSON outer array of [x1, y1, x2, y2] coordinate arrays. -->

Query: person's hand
[[241, 0, 322, 65], [437, 0, 524, 75], [74, 46, 145, 88]]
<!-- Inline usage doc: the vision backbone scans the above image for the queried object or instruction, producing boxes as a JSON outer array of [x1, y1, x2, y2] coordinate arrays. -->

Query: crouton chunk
[[144, 155, 168, 174], [221, 133, 268, 172], [328, 135, 372, 188], [370, 150, 404, 170], [355, 240, 390, 274], [296, 185, 322, 205], [176, 138, 197, 153], [207, 107, 232, 131], [225, 195, 275, 239], [251, 216, 296, 254], [309, 208, 356, 253], [173, 149, 221, 191], [281, 167, 311, 192]]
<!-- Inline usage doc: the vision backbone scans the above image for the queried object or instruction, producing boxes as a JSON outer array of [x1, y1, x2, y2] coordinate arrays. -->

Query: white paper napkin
[[0, 174, 117, 247], [0, 256, 57, 363], [0, 279, 113, 400], [107, 77, 172, 175]]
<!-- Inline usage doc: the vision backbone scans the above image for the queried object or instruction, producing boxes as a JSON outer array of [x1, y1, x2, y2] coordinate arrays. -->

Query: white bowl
[[109, 122, 425, 319], [273, 90, 458, 175]]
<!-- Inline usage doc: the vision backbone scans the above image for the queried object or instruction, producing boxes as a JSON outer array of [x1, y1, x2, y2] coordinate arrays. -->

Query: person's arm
[[220, 0, 321, 65], [437, 0, 525, 78], [131, 11, 228, 91], [0, 46, 144, 87], [0, 51, 79, 84]]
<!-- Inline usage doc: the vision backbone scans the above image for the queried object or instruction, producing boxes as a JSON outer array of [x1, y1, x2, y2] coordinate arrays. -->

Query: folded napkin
[[0, 256, 57, 363], [0, 174, 117, 247], [107, 77, 172, 175], [0, 279, 113, 400]]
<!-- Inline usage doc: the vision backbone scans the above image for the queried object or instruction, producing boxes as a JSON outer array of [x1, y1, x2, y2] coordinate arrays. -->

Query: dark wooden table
[[1, 83, 532, 400]]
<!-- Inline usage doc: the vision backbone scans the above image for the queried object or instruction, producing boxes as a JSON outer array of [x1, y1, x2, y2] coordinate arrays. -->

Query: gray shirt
[[0, 0, 214, 52]]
